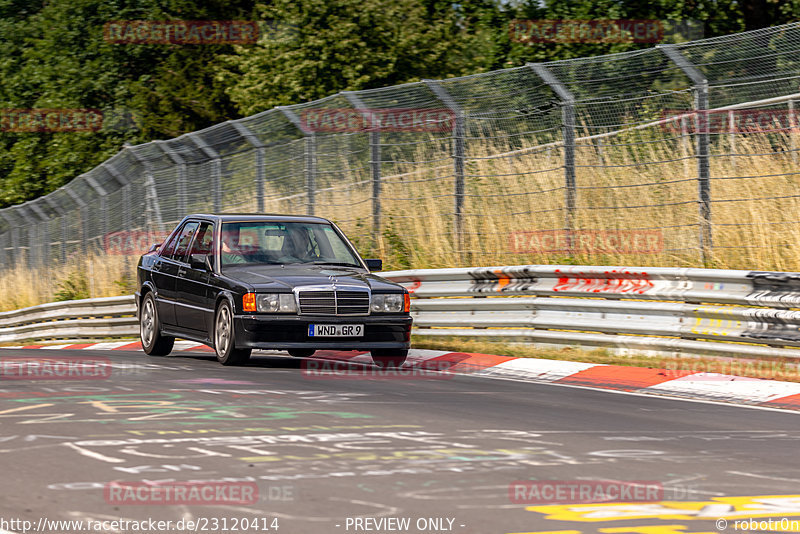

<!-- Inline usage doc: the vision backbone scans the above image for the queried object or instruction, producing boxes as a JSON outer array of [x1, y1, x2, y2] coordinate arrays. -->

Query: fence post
[[343, 91, 382, 247], [43, 196, 67, 264], [660, 44, 712, 264], [123, 185, 132, 230], [28, 201, 50, 268], [10, 223, 19, 267], [128, 147, 165, 230], [424, 80, 465, 256], [64, 187, 88, 254], [85, 175, 108, 253], [528, 63, 577, 252], [728, 109, 736, 171], [0, 212, 16, 267], [19, 207, 34, 268], [102, 162, 133, 234], [230, 121, 266, 213], [154, 141, 186, 218], [0, 220, 7, 269], [305, 135, 316, 216], [12, 226, 19, 266], [279, 107, 316, 215], [790, 99, 797, 165], [187, 134, 222, 213], [595, 137, 605, 166], [14, 207, 35, 270], [681, 115, 690, 178]]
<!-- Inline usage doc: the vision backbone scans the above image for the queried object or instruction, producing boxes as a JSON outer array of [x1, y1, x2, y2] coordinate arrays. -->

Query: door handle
[[153, 262, 162, 272], [178, 267, 187, 276]]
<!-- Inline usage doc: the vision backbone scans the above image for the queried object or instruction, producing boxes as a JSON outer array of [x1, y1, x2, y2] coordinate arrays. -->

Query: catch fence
[[3, 23, 800, 277]]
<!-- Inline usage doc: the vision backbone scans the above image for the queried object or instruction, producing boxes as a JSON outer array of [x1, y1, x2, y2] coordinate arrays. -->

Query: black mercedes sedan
[[135, 214, 412, 366]]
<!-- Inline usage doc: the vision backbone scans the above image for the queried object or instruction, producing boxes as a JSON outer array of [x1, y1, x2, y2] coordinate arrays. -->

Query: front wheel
[[214, 300, 251, 366], [140, 292, 174, 356], [371, 349, 408, 368]]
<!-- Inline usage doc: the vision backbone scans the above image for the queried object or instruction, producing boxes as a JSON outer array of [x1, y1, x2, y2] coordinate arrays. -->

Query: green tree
[[2, 0, 800, 210], [218, 0, 477, 115], [0, 0, 256, 208]]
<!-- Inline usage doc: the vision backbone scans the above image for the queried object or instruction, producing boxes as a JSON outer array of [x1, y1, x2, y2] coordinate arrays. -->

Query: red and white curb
[[4, 342, 800, 411]]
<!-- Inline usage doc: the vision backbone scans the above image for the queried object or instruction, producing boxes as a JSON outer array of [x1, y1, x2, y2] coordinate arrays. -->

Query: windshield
[[219, 221, 362, 268]]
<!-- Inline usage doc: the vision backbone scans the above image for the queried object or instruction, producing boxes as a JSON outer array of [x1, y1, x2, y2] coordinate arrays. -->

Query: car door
[[155, 221, 199, 327], [175, 221, 214, 332], [150, 227, 179, 326]]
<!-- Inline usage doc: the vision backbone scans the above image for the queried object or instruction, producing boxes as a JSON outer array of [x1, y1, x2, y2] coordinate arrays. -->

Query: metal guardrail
[[3, 265, 800, 360], [0, 295, 137, 342], [383, 265, 800, 359]]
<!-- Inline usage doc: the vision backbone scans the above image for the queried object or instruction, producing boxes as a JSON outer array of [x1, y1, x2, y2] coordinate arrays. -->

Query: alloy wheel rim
[[216, 306, 231, 355], [141, 298, 154, 347]]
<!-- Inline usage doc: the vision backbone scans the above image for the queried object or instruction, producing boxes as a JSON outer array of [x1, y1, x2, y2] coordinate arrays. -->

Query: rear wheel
[[214, 300, 251, 366], [140, 292, 174, 356], [288, 349, 316, 358], [371, 349, 408, 368]]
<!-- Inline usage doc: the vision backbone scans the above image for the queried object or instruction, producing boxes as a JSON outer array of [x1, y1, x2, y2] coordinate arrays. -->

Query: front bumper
[[233, 314, 412, 351]]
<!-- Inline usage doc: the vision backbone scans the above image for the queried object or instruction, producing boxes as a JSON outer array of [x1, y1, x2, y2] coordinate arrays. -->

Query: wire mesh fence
[[3, 22, 800, 277]]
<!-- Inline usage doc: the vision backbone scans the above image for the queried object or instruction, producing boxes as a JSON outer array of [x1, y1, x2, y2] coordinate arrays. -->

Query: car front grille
[[298, 288, 370, 316]]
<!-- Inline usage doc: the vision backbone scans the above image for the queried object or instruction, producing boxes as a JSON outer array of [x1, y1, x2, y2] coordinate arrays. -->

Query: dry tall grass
[[306, 125, 800, 270], [0, 253, 137, 312], [3, 125, 799, 311]]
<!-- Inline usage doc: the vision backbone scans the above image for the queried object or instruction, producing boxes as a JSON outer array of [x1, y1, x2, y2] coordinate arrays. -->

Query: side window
[[159, 229, 181, 258], [189, 222, 214, 256], [169, 221, 199, 262]]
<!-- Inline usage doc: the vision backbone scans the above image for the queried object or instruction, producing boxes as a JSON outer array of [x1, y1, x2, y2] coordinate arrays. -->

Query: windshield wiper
[[308, 261, 362, 268]]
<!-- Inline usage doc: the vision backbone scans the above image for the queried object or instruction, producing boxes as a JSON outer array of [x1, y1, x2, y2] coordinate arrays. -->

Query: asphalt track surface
[[1, 348, 800, 534]]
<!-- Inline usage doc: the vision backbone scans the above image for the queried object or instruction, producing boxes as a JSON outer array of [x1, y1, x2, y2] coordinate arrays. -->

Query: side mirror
[[190, 253, 209, 270], [147, 243, 160, 254], [365, 259, 382, 272]]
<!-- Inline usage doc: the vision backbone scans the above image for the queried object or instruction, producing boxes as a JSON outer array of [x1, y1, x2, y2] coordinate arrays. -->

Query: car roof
[[184, 214, 333, 224]]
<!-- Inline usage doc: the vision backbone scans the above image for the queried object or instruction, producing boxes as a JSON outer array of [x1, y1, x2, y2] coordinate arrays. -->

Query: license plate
[[308, 324, 364, 337]]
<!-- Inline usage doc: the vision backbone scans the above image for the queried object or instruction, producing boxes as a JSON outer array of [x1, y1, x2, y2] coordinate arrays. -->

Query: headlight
[[256, 293, 297, 313], [370, 293, 404, 313]]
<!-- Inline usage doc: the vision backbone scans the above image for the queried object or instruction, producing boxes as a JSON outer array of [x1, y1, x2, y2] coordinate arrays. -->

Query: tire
[[214, 300, 251, 366], [371, 349, 408, 368], [288, 349, 316, 358], [140, 292, 175, 356]]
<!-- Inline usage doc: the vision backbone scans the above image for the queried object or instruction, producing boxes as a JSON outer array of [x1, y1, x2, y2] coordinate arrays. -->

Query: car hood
[[221, 264, 402, 292]]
